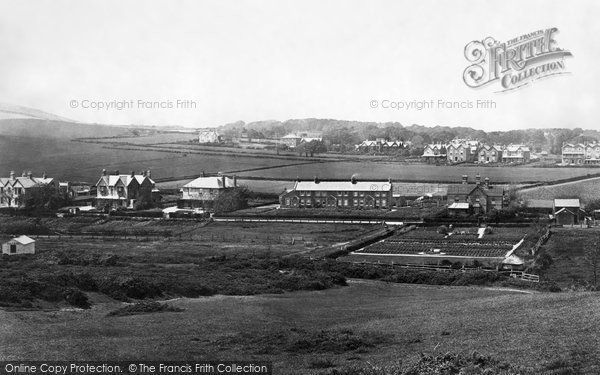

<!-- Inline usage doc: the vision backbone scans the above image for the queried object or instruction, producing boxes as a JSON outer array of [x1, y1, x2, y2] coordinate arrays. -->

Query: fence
[[508, 271, 540, 282], [531, 226, 551, 256]]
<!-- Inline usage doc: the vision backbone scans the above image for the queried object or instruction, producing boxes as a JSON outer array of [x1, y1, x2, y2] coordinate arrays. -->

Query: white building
[[180, 175, 237, 208], [2, 235, 35, 255], [198, 129, 222, 144]]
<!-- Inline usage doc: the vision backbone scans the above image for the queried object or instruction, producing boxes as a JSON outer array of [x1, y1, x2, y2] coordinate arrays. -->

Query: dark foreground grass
[[107, 302, 183, 317], [1, 282, 598, 374]]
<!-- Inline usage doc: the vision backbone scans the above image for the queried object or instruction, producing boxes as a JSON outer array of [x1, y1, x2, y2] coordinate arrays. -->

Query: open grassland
[[540, 227, 600, 287], [0, 281, 598, 374], [0, 135, 317, 183], [518, 177, 600, 203], [235, 161, 598, 184]]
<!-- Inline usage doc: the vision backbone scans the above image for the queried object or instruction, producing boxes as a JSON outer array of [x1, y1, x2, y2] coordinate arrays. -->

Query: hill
[[0, 118, 131, 139], [0, 103, 76, 122]]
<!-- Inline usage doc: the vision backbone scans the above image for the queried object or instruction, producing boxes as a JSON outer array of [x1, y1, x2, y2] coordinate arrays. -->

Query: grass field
[[540, 227, 600, 287], [235, 161, 599, 184], [519, 177, 600, 203], [0, 281, 597, 374]]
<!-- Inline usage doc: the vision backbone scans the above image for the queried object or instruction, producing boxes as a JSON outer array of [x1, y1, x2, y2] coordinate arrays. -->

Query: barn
[[553, 199, 586, 226], [2, 235, 36, 255]]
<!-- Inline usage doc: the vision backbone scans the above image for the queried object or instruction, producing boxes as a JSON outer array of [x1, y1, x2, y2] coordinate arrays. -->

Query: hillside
[[0, 103, 75, 122], [0, 118, 132, 139]]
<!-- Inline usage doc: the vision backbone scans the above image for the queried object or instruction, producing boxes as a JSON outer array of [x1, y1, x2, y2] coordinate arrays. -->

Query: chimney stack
[[27, 171, 32, 179], [314, 176, 320, 184], [115, 170, 119, 175], [233, 175, 237, 187], [484, 177, 490, 188], [461, 175, 468, 184], [131, 170, 135, 177], [146, 170, 151, 178], [42, 172, 46, 179], [475, 174, 481, 185], [221, 175, 226, 188], [22, 170, 26, 177], [351, 176, 357, 184], [10, 170, 14, 180], [102, 169, 107, 176], [295, 176, 301, 182]]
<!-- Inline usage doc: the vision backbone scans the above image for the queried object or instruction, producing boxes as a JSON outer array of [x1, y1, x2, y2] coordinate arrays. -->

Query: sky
[[0, 0, 598, 130]]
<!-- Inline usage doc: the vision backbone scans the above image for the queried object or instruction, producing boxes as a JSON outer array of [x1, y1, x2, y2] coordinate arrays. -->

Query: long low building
[[279, 177, 392, 209]]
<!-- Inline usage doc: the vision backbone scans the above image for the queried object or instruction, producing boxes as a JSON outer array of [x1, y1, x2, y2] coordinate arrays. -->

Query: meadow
[[518, 177, 600, 203], [235, 161, 599, 184], [0, 281, 596, 374]]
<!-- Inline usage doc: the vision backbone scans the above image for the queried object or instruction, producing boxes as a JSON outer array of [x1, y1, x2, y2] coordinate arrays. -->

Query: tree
[[213, 187, 250, 213]]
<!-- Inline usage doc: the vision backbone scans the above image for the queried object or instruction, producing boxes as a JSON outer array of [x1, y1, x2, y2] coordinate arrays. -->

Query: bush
[[63, 288, 90, 308]]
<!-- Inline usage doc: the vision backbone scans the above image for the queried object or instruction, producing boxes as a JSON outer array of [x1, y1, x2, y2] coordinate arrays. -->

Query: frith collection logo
[[463, 28, 572, 92]]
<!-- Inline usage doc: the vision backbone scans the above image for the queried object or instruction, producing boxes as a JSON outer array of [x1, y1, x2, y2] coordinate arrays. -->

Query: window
[[10, 244, 16, 253], [285, 198, 290, 206]]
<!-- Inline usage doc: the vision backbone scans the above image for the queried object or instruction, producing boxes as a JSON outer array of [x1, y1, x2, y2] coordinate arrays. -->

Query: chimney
[[142, 170, 146, 177], [131, 170, 135, 177], [10, 170, 14, 180], [102, 169, 107, 176], [233, 175, 237, 187], [314, 176, 320, 184], [351, 176, 357, 184], [475, 174, 481, 185], [42, 172, 46, 179], [22, 170, 26, 177], [221, 175, 226, 188], [146, 170, 151, 178], [484, 177, 490, 188], [27, 171, 32, 179], [461, 175, 468, 184], [201, 171, 205, 177], [115, 170, 120, 175], [388, 177, 393, 184], [295, 176, 301, 182]]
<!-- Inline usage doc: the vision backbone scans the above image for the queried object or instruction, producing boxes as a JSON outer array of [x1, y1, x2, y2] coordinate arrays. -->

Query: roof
[[0, 176, 54, 188], [449, 202, 470, 209], [554, 199, 581, 208], [281, 133, 301, 139], [392, 183, 448, 198], [182, 176, 236, 189], [527, 199, 554, 209], [503, 254, 524, 265], [8, 235, 35, 245], [97, 174, 155, 187], [293, 180, 391, 192]]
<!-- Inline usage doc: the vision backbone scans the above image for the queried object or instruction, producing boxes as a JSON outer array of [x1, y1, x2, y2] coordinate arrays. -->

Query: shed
[[2, 235, 35, 255], [553, 198, 585, 226]]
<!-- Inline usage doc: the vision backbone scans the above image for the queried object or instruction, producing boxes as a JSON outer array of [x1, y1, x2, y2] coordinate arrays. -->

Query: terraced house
[[279, 177, 392, 209], [562, 142, 600, 165], [95, 169, 155, 210], [422, 143, 447, 162], [446, 140, 478, 163], [0, 171, 55, 208]]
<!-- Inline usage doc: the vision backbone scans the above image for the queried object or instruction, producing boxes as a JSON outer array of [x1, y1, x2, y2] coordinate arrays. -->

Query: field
[[540, 227, 600, 287], [1, 281, 598, 374], [518, 177, 600, 204], [235, 161, 599, 184], [0, 135, 318, 183]]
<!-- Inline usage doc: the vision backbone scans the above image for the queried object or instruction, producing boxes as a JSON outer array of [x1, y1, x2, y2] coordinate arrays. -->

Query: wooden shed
[[2, 235, 35, 255]]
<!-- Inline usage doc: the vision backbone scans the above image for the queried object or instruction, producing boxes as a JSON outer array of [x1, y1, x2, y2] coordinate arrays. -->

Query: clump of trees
[[213, 187, 251, 213]]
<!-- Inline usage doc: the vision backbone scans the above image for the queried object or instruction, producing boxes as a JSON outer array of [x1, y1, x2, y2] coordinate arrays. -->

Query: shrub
[[63, 288, 90, 308]]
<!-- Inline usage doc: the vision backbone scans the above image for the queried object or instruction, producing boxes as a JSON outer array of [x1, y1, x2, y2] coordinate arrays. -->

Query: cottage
[[422, 143, 447, 162], [180, 175, 237, 209], [95, 169, 155, 210], [553, 198, 585, 226], [279, 177, 392, 209], [0, 170, 56, 208], [2, 235, 35, 255], [446, 175, 505, 213]]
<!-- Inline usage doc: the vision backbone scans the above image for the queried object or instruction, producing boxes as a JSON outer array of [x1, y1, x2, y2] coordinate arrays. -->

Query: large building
[[502, 145, 530, 163], [446, 140, 479, 163], [562, 142, 600, 165], [0, 171, 56, 208], [180, 175, 237, 209], [95, 169, 155, 210], [279, 177, 392, 209]]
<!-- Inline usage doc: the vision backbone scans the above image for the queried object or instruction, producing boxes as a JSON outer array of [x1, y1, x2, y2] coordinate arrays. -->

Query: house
[[279, 176, 392, 209], [180, 175, 238, 209], [280, 134, 303, 148], [446, 175, 505, 213], [2, 235, 35, 255], [502, 145, 530, 163], [562, 142, 600, 165], [0, 171, 56, 208], [198, 129, 222, 144], [553, 198, 585, 226], [95, 169, 155, 210], [446, 140, 478, 163], [477, 144, 503, 163], [422, 143, 447, 162]]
